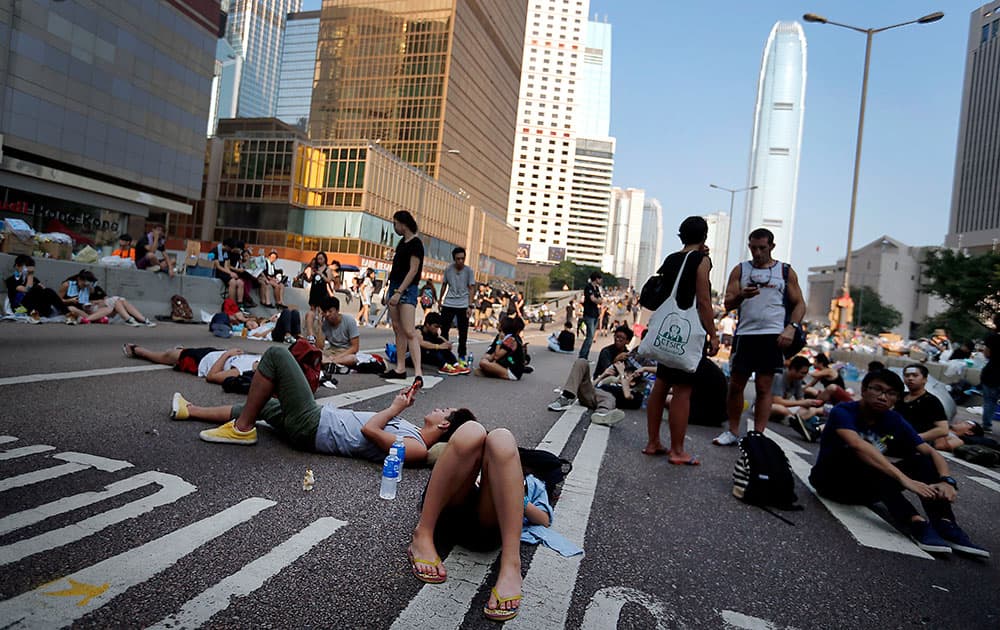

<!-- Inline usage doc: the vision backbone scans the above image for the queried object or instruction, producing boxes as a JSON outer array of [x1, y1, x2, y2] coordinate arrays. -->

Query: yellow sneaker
[[200, 421, 257, 445], [170, 392, 190, 420]]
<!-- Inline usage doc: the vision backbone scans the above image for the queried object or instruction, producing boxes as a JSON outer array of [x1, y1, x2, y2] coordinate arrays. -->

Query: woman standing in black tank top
[[642, 216, 720, 465]]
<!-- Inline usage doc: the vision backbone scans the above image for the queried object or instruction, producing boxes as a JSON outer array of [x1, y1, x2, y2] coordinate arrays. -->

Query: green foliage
[[920, 249, 1000, 341], [851, 285, 901, 335], [525, 276, 549, 302], [546, 260, 615, 290]]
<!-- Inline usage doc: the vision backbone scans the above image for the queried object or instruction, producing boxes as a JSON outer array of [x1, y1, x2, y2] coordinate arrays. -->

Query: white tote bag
[[637, 251, 704, 373]]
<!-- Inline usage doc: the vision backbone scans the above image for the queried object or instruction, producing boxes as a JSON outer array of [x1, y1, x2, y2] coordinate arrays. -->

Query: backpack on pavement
[[289, 338, 323, 393], [733, 431, 802, 517], [170, 294, 193, 322], [518, 448, 572, 502]]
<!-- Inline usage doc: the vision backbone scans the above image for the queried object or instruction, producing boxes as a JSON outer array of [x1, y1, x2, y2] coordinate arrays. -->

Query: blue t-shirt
[[815, 401, 924, 469]]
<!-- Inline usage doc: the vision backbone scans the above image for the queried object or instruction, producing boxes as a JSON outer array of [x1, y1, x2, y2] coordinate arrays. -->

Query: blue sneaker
[[933, 519, 991, 558], [909, 521, 951, 555]]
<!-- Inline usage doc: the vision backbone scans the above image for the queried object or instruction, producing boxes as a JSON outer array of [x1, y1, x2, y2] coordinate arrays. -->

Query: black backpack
[[518, 448, 572, 502], [733, 432, 801, 513]]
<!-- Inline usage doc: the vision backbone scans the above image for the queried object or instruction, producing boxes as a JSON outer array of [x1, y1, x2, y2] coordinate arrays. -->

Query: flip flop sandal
[[483, 587, 522, 622], [407, 546, 446, 584], [641, 447, 668, 456], [122, 343, 137, 358], [668, 456, 701, 466]]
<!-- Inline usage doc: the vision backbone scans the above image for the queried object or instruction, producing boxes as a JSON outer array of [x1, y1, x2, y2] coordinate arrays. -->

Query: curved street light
[[802, 10, 943, 330]]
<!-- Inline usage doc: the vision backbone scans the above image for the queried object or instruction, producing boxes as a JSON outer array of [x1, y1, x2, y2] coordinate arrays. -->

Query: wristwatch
[[939, 476, 958, 489]]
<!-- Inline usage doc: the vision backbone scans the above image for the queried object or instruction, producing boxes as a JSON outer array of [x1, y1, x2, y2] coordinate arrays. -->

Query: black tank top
[[656, 250, 708, 310]]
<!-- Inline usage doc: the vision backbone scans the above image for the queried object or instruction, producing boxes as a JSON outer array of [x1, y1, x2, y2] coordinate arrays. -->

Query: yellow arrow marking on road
[[42, 578, 109, 607]]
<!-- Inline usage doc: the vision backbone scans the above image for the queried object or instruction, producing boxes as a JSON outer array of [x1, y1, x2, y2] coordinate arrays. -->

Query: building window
[[983, 24, 990, 44]]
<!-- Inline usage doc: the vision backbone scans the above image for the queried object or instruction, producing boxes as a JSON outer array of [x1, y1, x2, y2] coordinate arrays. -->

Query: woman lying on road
[[85, 286, 156, 327], [407, 422, 549, 622], [172, 346, 474, 460], [123, 345, 261, 383]]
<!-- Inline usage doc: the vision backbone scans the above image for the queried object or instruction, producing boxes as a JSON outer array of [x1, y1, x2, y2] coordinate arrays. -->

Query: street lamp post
[[803, 10, 943, 330], [709, 183, 757, 279]]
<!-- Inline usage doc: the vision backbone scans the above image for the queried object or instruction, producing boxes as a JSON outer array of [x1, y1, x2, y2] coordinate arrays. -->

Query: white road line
[[0, 436, 18, 445], [0, 497, 275, 629], [0, 452, 132, 493], [968, 476, 1000, 493], [763, 429, 811, 456], [0, 364, 172, 387], [389, 404, 589, 630], [940, 451, 1000, 483], [317, 376, 444, 405], [0, 445, 55, 461], [772, 440, 932, 560], [0, 472, 196, 566], [147, 517, 347, 630], [580, 586, 673, 630], [508, 424, 610, 629]]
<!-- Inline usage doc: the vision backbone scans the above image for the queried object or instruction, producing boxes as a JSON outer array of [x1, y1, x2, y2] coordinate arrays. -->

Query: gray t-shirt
[[313, 407, 426, 460], [442, 264, 476, 309], [321, 313, 359, 350], [771, 369, 804, 401]]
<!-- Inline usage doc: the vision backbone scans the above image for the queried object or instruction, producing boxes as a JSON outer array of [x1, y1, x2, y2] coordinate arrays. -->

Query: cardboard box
[[0, 228, 34, 255], [39, 241, 72, 260], [182, 240, 202, 271]]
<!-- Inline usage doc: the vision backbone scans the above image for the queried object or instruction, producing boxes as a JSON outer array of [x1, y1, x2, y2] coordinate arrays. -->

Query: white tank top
[[735, 260, 786, 335]]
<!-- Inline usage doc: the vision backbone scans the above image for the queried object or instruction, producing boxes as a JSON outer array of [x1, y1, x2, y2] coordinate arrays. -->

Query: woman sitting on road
[[85, 285, 157, 327], [407, 422, 549, 622], [56, 269, 102, 325], [4, 255, 86, 322], [478, 316, 528, 381]]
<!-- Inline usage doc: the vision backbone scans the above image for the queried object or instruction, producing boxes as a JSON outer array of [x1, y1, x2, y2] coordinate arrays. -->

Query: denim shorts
[[387, 282, 418, 306]]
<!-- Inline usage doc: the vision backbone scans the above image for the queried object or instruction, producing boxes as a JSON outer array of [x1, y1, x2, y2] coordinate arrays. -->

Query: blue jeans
[[982, 384, 999, 431], [578, 316, 597, 359]]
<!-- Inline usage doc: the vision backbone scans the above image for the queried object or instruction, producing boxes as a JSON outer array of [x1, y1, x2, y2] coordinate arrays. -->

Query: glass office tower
[[225, 0, 302, 118], [276, 10, 320, 131]]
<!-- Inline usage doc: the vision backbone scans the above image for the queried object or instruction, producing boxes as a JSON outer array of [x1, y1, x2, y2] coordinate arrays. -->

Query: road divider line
[[0, 497, 275, 629], [146, 516, 346, 630], [0, 445, 55, 461], [940, 451, 1000, 483], [0, 452, 133, 493], [0, 436, 18, 445], [0, 364, 172, 387], [508, 424, 610, 628], [0, 472, 196, 566], [771, 437, 932, 560], [390, 404, 590, 630], [968, 476, 1000, 493]]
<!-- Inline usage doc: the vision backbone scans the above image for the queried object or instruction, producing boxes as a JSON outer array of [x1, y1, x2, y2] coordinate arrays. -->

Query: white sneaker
[[144, 319, 157, 327], [591, 409, 625, 427], [712, 430, 739, 446], [125, 317, 143, 327]]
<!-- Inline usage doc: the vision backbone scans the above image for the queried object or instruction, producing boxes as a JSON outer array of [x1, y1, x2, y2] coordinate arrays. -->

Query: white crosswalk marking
[[941, 451, 1000, 483], [0, 435, 21, 445], [390, 405, 588, 630], [767, 431, 931, 559], [0, 451, 132, 493], [0, 497, 275, 629], [0, 472, 196, 566], [0, 444, 55, 460], [968, 476, 1000, 493], [0, 364, 173, 387], [147, 517, 347, 630]]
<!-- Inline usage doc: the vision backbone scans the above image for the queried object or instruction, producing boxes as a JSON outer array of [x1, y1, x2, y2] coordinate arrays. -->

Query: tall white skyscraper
[[224, 0, 302, 118], [704, 212, 732, 293], [605, 187, 645, 283], [636, 198, 664, 285], [744, 21, 807, 264], [509, 2, 617, 267]]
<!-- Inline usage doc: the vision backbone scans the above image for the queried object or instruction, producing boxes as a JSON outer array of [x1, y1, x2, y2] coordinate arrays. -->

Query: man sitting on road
[[415, 312, 469, 374], [547, 355, 641, 427], [547, 321, 575, 353], [895, 364, 950, 445], [808, 369, 989, 558], [174, 346, 473, 462], [316, 296, 361, 369], [592, 325, 633, 379], [124, 344, 261, 384], [773, 356, 825, 428]]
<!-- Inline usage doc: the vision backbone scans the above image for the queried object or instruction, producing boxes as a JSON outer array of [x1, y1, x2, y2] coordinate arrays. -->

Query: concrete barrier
[[829, 348, 981, 386]]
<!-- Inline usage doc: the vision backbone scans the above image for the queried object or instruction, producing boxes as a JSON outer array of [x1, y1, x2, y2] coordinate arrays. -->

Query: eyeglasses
[[865, 385, 899, 400]]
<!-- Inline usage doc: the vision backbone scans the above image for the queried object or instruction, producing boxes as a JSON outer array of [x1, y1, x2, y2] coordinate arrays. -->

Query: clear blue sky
[[302, 0, 974, 276]]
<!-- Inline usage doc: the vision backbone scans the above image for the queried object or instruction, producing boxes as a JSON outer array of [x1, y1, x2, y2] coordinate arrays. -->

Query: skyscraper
[[225, 0, 302, 118], [946, 1, 1000, 253], [704, 212, 732, 292], [744, 21, 807, 264], [309, 0, 525, 220], [605, 187, 645, 283], [508, 0, 591, 263], [275, 10, 321, 132], [578, 18, 612, 138], [636, 198, 664, 285], [208, 39, 243, 136]]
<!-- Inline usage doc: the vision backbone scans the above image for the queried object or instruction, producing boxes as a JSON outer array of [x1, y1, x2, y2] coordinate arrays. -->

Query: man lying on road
[[171, 345, 474, 462], [124, 344, 261, 384]]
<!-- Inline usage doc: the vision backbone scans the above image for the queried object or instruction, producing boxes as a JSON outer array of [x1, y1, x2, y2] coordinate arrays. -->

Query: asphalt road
[[0, 319, 998, 629]]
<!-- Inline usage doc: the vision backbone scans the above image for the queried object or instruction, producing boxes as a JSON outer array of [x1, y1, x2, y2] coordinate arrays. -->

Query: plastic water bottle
[[391, 435, 406, 482], [466, 353, 474, 367], [379, 448, 401, 500]]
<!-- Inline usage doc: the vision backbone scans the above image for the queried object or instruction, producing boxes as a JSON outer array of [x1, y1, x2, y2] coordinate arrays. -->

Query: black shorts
[[176, 347, 219, 375], [656, 363, 698, 385], [730, 334, 783, 376], [420, 483, 501, 552]]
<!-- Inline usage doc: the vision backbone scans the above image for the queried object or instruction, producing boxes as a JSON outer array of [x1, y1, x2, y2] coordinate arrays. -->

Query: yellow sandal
[[407, 546, 446, 584], [483, 587, 522, 622]]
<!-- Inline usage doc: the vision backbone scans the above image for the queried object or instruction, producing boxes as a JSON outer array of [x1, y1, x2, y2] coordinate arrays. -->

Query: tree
[[921, 249, 1000, 341], [851, 285, 901, 335], [547, 260, 617, 290], [525, 276, 549, 302]]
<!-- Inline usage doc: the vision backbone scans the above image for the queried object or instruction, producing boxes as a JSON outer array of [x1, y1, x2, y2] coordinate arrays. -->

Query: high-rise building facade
[[508, 0, 591, 264], [744, 21, 807, 264], [0, 0, 218, 248], [605, 186, 645, 283], [208, 38, 243, 136], [636, 198, 664, 285], [275, 10, 320, 132], [578, 18, 611, 138], [704, 211, 732, 292], [225, 0, 301, 118], [945, 1, 1000, 253], [309, 0, 526, 222], [566, 137, 614, 266]]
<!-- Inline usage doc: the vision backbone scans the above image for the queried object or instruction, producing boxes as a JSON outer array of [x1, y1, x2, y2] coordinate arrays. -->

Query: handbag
[[639, 273, 670, 310], [637, 252, 705, 373]]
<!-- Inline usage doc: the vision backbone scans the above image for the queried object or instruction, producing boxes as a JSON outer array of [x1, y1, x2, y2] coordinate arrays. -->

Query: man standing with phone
[[714, 228, 805, 446], [439, 247, 476, 360]]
